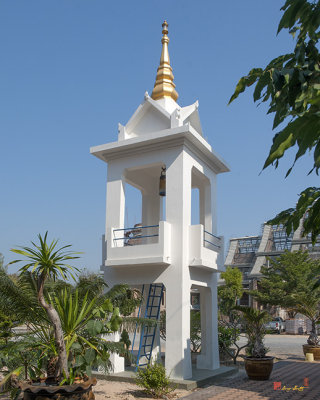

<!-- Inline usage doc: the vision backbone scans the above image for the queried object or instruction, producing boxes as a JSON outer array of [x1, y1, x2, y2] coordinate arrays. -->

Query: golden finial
[[151, 21, 179, 102]]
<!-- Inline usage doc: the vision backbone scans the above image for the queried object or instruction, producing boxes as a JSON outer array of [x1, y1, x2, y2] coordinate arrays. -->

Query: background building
[[225, 218, 320, 310]]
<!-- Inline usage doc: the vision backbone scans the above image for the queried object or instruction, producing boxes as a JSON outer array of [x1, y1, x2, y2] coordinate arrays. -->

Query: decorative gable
[[180, 101, 203, 136], [118, 93, 204, 141], [118, 93, 172, 140]]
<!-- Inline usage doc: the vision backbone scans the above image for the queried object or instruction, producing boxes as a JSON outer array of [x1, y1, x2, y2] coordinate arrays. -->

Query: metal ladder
[[134, 283, 164, 369]]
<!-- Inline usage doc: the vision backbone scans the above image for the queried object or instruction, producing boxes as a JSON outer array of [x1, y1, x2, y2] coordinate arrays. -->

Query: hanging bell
[[159, 167, 166, 196]]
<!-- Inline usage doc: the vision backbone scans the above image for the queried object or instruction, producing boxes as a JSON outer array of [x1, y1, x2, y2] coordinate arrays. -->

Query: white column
[[165, 284, 192, 379], [199, 185, 205, 227], [210, 273, 220, 369], [209, 173, 219, 363], [106, 164, 125, 237], [196, 279, 220, 370], [209, 175, 217, 235], [165, 150, 192, 380], [142, 193, 160, 244], [199, 181, 213, 233]]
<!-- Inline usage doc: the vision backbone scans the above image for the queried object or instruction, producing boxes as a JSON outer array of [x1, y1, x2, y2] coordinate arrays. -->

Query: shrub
[[218, 324, 234, 351], [135, 362, 175, 398], [120, 330, 131, 350], [0, 312, 13, 344]]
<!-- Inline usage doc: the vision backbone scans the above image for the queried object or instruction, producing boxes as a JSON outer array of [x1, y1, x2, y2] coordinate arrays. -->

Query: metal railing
[[113, 224, 159, 246], [204, 229, 221, 249]]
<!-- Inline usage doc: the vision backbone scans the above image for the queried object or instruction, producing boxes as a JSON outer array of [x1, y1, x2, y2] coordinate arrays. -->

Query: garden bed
[[0, 378, 189, 400], [93, 379, 189, 400]]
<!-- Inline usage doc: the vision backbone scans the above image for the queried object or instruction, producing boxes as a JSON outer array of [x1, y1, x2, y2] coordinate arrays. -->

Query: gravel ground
[[93, 380, 189, 400]]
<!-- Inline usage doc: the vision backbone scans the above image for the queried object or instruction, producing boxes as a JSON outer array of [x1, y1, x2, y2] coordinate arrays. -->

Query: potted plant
[[290, 293, 320, 360], [5, 233, 122, 400], [234, 306, 274, 380]]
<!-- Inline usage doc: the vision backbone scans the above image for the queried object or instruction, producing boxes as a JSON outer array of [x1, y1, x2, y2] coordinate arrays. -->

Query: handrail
[[204, 230, 221, 240], [114, 234, 159, 241], [113, 224, 160, 246], [204, 229, 221, 249], [114, 224, 159, 232]]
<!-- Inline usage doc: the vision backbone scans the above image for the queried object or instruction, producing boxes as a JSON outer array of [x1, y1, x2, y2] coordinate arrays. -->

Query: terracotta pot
[[20, 377, 97, 400], [244, 356, 274, 380], [302, 344, 320, 361]]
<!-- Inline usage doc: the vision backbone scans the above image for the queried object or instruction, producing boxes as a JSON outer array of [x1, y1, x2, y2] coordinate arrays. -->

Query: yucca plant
[[9, 232, 80, 380], [234, 306, 270, 358], [51, 286, 122, 376]]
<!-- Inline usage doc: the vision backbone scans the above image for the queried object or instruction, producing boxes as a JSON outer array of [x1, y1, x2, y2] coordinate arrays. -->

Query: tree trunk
[[38, 275, 69, 379], [307, 319, 319, 346], [312, 320, 316, 335]]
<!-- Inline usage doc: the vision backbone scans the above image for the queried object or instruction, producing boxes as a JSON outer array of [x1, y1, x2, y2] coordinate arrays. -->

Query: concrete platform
[[93, 365, 238, 390]]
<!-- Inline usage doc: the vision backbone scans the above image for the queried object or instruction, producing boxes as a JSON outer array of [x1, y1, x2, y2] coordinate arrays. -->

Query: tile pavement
[[181, 360, 320, 399]]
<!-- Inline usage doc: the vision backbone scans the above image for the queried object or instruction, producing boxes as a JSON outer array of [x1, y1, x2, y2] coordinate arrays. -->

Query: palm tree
[[234, 306, 270, 358], [9, 232, 80, 379]]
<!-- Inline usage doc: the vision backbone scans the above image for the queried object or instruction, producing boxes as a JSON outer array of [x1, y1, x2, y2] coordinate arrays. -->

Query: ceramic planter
[[302, 344, 320, 361], [20, 377, 97, 400], [244, 356, 274, 380]]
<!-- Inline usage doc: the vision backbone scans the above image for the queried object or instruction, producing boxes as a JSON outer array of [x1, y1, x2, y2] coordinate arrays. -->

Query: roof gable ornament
[[151, 21, 179, 102]]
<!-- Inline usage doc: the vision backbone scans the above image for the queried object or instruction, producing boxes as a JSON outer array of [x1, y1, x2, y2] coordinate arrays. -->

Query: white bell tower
[[91, 21, 229, 380]]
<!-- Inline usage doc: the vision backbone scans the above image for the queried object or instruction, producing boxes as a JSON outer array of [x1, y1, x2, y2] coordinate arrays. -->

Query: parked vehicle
[[265, 317, 285, 334]]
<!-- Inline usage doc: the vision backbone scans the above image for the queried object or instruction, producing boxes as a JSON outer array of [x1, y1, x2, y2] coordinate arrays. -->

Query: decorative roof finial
[[151, 21, 179, 102]]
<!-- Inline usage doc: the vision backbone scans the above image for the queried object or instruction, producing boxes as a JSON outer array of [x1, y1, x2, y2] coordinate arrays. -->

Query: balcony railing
[[189, 225, 222, 270], [113, 225, 159, 247], [204, 230, 221, 250], [105, 221, 171, 267]]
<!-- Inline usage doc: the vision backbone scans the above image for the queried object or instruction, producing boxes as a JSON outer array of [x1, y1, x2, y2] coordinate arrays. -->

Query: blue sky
[[0, 1, 316, 273]]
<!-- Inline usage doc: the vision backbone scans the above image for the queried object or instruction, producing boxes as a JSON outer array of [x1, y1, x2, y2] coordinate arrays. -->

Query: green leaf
[[228, 68, 263, 104], [253, 70, 271, 102], [86, 319, 104, 336], [312, 141, 320, 173], [84, 348, 96, 364], [278, 0, 306, 34], [263, 130, 295, 170], [268, 187, 320, 244]]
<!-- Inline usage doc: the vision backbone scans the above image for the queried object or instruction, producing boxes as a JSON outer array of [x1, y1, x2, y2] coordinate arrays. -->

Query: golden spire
[[151, 21, 179, 102]]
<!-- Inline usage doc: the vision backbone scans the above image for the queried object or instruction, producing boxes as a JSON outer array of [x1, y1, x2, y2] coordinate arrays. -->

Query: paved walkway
[[181, 360, 320, 399]]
